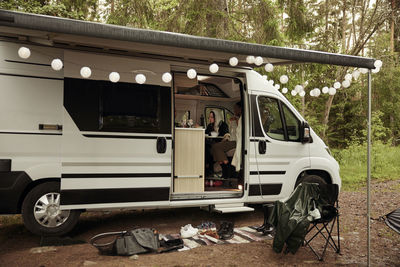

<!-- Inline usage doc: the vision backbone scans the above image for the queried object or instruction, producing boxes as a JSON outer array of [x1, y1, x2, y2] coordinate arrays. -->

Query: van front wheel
[[295, 174, 327, 188], [22, 182, 80, 236]]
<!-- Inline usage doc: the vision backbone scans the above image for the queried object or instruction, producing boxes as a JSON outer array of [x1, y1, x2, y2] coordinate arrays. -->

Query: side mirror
[[300, 121, 311, 144]]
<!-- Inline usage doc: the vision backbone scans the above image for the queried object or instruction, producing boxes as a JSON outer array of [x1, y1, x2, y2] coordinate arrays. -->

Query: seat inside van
[[173, 73, 243, 195]]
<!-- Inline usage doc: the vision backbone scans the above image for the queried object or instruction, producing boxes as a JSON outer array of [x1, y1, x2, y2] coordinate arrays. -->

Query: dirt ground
[[0, 180, 399, 267]]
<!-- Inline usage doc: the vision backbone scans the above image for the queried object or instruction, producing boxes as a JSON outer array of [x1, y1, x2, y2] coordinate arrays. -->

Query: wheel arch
[[17, 177, 60, 213], [295, 169, 332, 188]]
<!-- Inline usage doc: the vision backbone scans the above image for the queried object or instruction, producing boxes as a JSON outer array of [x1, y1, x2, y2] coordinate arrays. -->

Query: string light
[[135, 74, 146, 84], [209, 63, 219, 73], [254, 56, 263, 66], [187, 69, 197, 79], [229, 57, 238, 66], [51, 59, 63, 71], [80, 67, 91, 78], [109, 72, 120, 83], [162, 72, 172, 83], [265, 63, 274, 72], [18, 47, 31, 59]]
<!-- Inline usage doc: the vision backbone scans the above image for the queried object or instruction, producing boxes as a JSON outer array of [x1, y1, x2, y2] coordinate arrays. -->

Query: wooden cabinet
[[174, 128, 204, 193]]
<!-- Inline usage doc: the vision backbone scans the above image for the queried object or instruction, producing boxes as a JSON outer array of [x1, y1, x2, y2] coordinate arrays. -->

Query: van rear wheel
[[295, 174, 327, 188], [22, 182, 80, 236]]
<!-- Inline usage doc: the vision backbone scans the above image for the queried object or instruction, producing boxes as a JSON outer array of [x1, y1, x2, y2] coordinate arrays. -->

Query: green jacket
[[268, 183, 321, 254]]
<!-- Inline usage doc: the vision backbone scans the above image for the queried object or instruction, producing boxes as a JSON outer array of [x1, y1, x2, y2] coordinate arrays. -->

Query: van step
[[213, 206, 254, 213]]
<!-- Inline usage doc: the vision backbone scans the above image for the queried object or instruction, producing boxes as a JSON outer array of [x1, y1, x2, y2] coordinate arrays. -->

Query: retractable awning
[[0, 9, 375, 69]]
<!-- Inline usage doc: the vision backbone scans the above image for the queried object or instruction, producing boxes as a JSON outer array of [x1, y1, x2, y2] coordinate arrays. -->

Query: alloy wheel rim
[[33, 192, 70, 228]]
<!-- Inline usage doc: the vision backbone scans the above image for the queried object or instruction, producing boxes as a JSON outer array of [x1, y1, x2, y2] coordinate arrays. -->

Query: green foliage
[[0, 0, 99, 20], [332, 142, 400, 190]]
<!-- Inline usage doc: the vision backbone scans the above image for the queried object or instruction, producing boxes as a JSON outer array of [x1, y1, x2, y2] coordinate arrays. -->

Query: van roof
[[0, 9, 375, 69]]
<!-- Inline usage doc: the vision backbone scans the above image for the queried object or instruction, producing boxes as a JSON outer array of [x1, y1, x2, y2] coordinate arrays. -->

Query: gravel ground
[[0, 179, 399, 267]]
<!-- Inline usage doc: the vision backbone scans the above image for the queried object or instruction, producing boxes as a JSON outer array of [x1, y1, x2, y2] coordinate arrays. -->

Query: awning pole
[[367, 69, 372, 266]]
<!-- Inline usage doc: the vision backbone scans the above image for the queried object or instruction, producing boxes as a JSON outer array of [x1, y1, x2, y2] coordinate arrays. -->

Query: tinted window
[[64, 78, 171, 134], [257, 96, 285, 141], [282, 104, 301, 141]]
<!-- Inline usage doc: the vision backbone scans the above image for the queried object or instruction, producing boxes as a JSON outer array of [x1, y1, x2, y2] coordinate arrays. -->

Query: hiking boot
[[217, 221, 234, 240], [261, 223, 274, 235]]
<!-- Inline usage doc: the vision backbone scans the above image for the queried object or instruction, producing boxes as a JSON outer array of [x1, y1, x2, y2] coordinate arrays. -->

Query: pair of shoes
[[217, 221, 234, 240], [180, 224, 198, 239], [200, 229, 219, 239], [197, 221, 216, 233]]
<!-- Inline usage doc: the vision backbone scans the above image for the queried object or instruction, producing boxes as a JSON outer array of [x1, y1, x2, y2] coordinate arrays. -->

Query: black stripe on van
[[250, 171, 286, 175], [0, 72, 63, 80], [248, 184, 282, 196], [60, 187, 170, 205], [61, 173, 171, 178], [83, 134, 172, 140], [5, 59, 52, 67]]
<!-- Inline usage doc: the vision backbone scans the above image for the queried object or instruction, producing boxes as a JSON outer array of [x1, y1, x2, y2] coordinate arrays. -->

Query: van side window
[[257, 96, 285, 141], [282, 104, 301, 141], [64, 78, 171, 134]]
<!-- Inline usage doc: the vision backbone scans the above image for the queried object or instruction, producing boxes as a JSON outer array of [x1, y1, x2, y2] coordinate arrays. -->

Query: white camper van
[[0, 11, 375, 236]]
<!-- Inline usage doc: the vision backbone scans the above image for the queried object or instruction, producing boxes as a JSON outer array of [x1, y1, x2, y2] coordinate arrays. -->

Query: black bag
[[90, 228, 160, 256]]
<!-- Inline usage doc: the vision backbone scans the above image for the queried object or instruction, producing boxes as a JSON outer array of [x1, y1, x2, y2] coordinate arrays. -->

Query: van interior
[[173, 72, 244, 197]]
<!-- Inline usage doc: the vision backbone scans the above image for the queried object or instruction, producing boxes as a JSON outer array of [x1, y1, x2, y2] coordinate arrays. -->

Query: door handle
[[258, 140, 267, 154], [156, 137, 167, 154]]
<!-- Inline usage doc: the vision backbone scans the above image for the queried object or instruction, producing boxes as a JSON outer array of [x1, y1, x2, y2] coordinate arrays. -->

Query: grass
[[332, 142, 400, 191]]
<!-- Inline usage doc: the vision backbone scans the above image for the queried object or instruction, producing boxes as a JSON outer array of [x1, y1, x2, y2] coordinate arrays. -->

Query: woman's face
[[209, 112, 215, 123]]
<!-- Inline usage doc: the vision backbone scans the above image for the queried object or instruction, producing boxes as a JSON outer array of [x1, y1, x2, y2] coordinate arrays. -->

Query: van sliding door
[[60, 52, 172, 210]]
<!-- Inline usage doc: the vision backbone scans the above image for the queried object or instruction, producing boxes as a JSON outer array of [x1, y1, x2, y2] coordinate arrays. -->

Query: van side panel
[[0, 42, 63, 179], [60, 51, 173, 210]]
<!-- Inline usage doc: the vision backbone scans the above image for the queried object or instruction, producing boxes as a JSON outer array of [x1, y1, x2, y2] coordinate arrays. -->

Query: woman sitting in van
[[205, 111, 217, 135]]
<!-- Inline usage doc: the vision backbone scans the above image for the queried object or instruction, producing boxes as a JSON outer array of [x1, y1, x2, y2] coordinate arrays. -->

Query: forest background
[[1, 0, 400, 189]]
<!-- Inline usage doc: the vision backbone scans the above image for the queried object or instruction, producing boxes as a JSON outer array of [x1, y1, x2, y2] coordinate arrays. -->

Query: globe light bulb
[[342, 80, 350, 88], [135, 74, 146, 84], [265, 63, 274, 72], [162, 72, 172, 83], [279, 75, 288, 84], [246, 55, 255, 64], [229, 57, 238, 66], [51, 59, 63, 71], [187, 69, 197, 79], [18, 47, 31, 59], [254, 56, 263, 66], [80, 67, 92, 78], [374, 60, 382, 68], [109, 72, 120, 83], [345, 73, 352, 81], [209, 63, 219, 73]]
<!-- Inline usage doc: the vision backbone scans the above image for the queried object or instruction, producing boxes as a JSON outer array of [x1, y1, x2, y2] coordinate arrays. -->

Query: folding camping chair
[[303, 183, 341, 261]]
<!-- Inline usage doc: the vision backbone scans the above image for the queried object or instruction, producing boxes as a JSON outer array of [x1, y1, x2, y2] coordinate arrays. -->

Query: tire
[[295, 174, 327, 188], [22, 182, 80, 236]]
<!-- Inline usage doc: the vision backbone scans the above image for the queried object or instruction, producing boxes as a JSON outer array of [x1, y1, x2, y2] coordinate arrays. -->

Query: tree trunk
[[390, 0, 395, 52]]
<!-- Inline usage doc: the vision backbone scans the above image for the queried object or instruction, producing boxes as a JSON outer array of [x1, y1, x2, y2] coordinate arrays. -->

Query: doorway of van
[[172, 72, 245, 199]]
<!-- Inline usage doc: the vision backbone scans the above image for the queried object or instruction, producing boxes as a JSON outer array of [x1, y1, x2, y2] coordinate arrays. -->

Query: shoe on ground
[[261, 223, 274, 235], [217, 221, 234, 240], [180, 224, 198, 239]]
